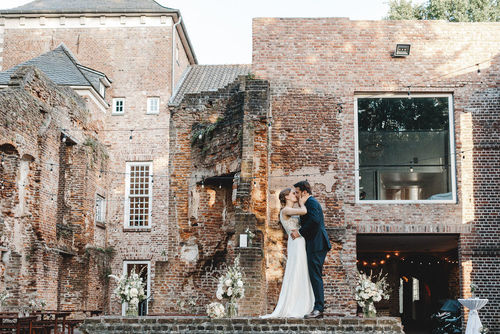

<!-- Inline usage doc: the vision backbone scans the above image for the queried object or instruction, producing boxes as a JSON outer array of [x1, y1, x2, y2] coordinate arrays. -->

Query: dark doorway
[[357, 234, 459, 334]]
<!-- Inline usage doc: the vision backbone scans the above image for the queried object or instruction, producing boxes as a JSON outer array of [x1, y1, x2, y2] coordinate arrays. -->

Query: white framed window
[[112, 98, 125, 115], [95, 194, 106, 224], [124, 162, 152, 228], [355, 94, 456, 204], [147, 97, 160, 114], [122, 261, 151, 316]]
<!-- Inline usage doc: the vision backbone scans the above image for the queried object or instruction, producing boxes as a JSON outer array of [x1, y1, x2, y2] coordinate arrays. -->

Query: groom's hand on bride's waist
[[290, 230, 301, 240]]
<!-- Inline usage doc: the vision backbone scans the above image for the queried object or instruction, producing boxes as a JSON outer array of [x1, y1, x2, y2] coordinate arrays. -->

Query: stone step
[[79, 316, 405, 334]]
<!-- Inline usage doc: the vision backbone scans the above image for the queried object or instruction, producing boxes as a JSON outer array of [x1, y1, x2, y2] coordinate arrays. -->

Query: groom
[[291, 180, 331, 319]]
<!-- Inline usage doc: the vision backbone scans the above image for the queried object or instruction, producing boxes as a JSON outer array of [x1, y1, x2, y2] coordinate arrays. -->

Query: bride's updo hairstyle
[[279, 188, 292, 207]]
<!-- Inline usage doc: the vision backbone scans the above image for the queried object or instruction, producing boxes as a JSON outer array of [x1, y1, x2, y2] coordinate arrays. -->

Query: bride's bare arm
[[282, 203, 307, 217]]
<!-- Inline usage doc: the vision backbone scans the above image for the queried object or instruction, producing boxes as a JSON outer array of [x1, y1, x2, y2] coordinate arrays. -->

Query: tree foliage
[[358, 97, 449, 132], [386, 0, 500, 21]]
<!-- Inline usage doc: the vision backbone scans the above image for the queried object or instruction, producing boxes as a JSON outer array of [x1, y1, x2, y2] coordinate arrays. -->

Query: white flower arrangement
[[479, 326, 489, 334], [216, 256, 245, 301], [109, 269, 146, 307], [354, 270, 390, 317], [244, 228, 255, 241], [470, 283, 478, 298], [28, 298, 46, 312], [0, 291, 9, 306], [206, 302, 225, 319]]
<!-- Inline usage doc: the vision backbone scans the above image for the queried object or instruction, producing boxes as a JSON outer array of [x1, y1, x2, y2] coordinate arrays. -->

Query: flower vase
[[226, 300, 238, 318], [362, 302, 376, 318], [126, 303, 139, 316]]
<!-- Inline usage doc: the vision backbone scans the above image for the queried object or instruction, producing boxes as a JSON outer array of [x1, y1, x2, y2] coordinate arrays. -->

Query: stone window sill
[[96, 222, 106, 229], [123, 228, 151, 232]]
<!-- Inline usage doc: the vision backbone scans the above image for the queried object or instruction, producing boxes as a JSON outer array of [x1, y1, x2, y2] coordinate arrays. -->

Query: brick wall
[[0, 14, 193, 314], [80, 316, 405, 334], [166, 77, 270, 315], [253, 17, 500, 326], [0, 66, 109, 310]]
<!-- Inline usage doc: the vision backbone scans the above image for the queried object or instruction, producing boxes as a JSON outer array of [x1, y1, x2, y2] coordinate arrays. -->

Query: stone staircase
[[80, 316, 405, 334]]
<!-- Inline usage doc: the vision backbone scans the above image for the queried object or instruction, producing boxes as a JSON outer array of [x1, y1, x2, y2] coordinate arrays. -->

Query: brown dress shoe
[[304, 310, 324, 319]]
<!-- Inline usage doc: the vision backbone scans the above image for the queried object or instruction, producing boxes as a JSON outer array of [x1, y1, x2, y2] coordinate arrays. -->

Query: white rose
[[227, 287, 233, 296], [373, 295, 382, 302], [237, 280, 243, 287], [216, 288, 223, 300], [130, 298, 139, 305], [225, 279, 232, 287], [129, 288, 138, 298]]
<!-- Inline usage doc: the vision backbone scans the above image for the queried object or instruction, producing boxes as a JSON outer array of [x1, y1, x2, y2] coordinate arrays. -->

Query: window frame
[[112, 98, 125, 115], [124, 161, 153, 228], [354, 93, 457, 204], [146, 97, 160, 115], [121, 260, 151, 316], [95, 193, 106, 224], [99, 82, 105, 98]]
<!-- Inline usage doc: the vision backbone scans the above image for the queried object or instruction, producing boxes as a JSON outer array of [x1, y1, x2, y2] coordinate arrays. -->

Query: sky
[[0, 0, 425, 64]]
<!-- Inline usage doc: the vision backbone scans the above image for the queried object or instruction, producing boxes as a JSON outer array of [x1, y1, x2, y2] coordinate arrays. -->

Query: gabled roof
[[0, 0, 198, 65], [0, 43, 111, 96], [170, 65, 251, 106], [0, 0, 176, 14]]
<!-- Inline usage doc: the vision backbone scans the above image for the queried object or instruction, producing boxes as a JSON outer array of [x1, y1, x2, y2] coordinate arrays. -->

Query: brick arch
[[0, 143, 20, 213]]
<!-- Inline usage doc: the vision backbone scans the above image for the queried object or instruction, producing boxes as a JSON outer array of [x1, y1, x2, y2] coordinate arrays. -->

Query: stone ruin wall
[[0, 66, 111, 312], [162, 76, 270, 315]]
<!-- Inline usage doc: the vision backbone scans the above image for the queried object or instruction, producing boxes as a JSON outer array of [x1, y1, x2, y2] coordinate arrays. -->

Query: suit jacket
[[298, 196, 332, 253]]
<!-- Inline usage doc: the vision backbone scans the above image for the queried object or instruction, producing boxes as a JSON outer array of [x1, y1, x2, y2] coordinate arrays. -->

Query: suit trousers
[[307, 249, 328, 312]]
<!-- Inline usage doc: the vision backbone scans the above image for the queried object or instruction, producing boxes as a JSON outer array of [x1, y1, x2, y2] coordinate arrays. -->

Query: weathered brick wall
[[80, 316, 405, 334], [0, 67, 109, 311], [0, 15, 192, 314], [253, 18, 500, 319], [166, 77, 270, 315]]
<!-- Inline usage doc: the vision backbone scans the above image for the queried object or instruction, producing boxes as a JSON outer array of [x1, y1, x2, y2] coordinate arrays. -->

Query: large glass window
[[125, 162, 152, 227], [356, 96, 455, 202]]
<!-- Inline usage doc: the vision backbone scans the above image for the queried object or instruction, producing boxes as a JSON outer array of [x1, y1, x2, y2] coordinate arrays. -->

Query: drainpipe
[[171, 16, 182, 97]]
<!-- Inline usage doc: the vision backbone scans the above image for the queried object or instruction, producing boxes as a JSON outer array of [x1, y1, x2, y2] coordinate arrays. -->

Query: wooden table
[[33, 311, 71, 334], [0, 313, 37, 334]]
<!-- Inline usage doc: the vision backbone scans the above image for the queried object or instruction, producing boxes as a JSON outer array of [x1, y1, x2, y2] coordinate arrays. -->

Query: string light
[[477, 64, 481, 75], [62, 134, 67, 143], [407, 86, 412, 99], [129, 130, 133, 141]]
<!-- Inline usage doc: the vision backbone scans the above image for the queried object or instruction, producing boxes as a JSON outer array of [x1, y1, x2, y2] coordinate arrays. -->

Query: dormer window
[[99, 82, 105, 98]]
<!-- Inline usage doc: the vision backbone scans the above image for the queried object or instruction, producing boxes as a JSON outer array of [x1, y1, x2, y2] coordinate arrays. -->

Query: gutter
[[172, 15, 182, 97]]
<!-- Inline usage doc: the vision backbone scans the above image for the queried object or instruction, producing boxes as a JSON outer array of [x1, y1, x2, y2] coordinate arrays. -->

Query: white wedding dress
[[260, 210, 315, 318]]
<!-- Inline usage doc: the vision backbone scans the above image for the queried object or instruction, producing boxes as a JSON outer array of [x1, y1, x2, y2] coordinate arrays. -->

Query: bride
[[261, 188, 314, 318]]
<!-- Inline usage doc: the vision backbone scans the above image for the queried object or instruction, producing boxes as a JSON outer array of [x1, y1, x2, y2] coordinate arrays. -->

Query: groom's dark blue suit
[[298, 196, 331, 312]]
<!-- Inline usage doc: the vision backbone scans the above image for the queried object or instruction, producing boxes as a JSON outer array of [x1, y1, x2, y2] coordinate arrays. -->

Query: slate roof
[[0, 0, 176, 14], [0, 43, 110, 96], [170, 65, 251, 106]]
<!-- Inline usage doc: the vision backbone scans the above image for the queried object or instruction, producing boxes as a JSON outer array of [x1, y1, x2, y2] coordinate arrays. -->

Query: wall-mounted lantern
[[391, 44, 411, 58]]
